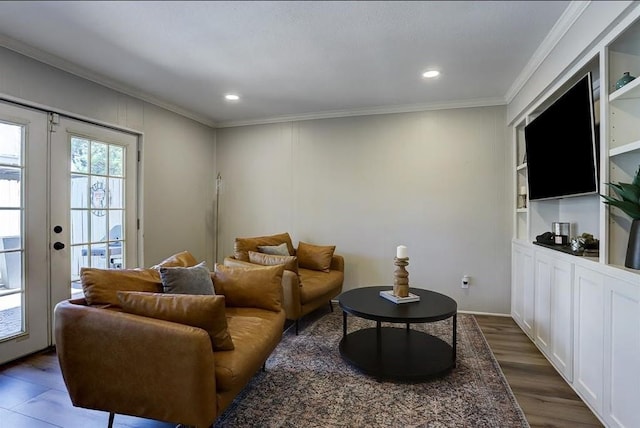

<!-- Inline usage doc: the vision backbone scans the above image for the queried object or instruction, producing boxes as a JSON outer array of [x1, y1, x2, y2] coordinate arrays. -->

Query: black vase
[[625, 219, 640, 269]]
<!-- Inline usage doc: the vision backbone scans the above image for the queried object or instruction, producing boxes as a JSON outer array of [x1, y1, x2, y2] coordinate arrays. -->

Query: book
[[379, 290, 420, 304]]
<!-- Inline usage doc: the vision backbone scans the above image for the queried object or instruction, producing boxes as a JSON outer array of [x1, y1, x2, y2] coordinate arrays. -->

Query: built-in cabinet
[[511, 10, 640, 428], [512, 244, 639, 427]]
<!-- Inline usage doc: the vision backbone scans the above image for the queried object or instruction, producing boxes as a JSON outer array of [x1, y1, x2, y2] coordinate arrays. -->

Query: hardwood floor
[[0, 315, 602, 428], [475, 315, 603, 428]]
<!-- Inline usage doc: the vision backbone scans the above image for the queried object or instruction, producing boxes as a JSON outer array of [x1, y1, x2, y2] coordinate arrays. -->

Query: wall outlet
[[461, 275, 470, 289]]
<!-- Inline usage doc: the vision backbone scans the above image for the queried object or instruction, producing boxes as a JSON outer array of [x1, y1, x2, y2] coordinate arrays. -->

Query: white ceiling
[[0, 1, 573, 127]]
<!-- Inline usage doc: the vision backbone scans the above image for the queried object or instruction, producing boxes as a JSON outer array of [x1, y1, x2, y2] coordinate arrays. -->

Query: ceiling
[[0, 1, 573, 127]]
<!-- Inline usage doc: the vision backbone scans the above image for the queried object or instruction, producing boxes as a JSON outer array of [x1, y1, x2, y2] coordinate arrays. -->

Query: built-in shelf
[[609, 76, 640, 101], [609, 139, 640, 157], [516, 208, 528, 213], [516, 163, 527, 171]]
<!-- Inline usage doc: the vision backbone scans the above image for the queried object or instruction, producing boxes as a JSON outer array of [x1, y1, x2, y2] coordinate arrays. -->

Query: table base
[[339, 327, 454, 381]]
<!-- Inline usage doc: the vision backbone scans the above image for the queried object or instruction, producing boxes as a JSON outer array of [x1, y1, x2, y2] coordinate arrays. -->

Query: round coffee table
[[338, 286, 457, 381]]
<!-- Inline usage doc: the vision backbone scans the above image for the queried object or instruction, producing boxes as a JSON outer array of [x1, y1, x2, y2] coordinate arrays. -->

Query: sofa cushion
[[212, 264, 284, 312], [159, 262, 214, 295], [213, 307, 284, 392], [257, 243, 290, 256], [81, 267, 162, 306], [299, 268, 345, 304], [151, 250, 199, 269], [117, 291, 234, 351], [297, 241, 336, 272], [233, 232, 294, 262], [248, 250, 298, 274]]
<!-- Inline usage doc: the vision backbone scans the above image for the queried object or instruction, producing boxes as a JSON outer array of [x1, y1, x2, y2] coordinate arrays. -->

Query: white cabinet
[[512, 241, 534, 338], [549, 257, 573, 379], [602, 274, 640, 428], [574, 264, 605, 414], [534, 250, 573, 380], [513, 242, 640, 427]]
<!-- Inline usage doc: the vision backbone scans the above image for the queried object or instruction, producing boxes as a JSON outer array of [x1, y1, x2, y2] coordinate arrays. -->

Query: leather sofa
[[54, 251, 286, 428], [224, 232, 344, 333]]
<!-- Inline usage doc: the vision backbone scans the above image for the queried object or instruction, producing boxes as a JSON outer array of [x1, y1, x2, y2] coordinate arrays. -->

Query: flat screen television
[[524, 72, 598, 201]]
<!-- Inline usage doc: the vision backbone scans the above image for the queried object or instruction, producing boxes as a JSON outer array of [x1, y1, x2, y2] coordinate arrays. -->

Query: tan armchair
[[224, 232, 344, 334]]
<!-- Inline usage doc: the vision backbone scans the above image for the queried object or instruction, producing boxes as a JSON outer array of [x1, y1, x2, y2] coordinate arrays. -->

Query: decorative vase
[[615, 72, 636, 90], [625, 219, 640, 269]]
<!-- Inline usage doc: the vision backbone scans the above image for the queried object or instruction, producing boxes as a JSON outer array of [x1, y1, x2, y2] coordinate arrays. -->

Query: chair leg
[[108, 412, 115, 428], [329, 300, 334, 312], [295, 319, 299, 335]]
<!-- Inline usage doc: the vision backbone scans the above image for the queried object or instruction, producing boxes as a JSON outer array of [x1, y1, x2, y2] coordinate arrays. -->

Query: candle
[[396, 245, 408, 259]]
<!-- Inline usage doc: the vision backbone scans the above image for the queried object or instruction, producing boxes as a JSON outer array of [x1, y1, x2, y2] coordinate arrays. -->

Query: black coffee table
[[338, 286, 457, 381]]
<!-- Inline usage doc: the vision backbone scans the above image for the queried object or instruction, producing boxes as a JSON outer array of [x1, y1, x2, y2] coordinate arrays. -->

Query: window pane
[[90, 142, 107, 175], [90, 176, 108, 214], [71, 174, 89, 209], [0, 167, 21, 208], [71, 137, 89, 173], [91, 253, 107, 269], [91, 210, 107, 243], [109, 145, 124, 177], [70, 210, 88, 245], [0, 293, 23, 339], [0, 211, 21, 249], [0, 250, 21, 291], [109, 178, 124, 209], [71, 245, 88, 282], [0, 122, 22, 166]]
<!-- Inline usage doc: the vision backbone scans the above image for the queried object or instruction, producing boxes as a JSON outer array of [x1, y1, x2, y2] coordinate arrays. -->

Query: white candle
[[396, 245, 408, 259]]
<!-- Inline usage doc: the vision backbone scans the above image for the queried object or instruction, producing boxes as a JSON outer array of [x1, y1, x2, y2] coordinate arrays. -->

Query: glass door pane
[[0, 121, 24, 341], [70, 137, 128, 297]]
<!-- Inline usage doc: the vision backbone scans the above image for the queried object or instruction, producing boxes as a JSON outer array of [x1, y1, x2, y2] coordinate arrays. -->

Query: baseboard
[[458, 310, 512, 317]]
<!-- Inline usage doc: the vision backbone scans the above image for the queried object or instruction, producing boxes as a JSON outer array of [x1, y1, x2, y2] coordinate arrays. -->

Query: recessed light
[[225, 94, 240, 101], [422, 70, 440, 79]]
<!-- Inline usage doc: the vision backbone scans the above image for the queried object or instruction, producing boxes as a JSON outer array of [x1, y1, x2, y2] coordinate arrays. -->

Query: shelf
[[516, 163, 527, 171], [609, 139, 640, 157], [609, 77, 640, 101], [516, 208, 528, 213]]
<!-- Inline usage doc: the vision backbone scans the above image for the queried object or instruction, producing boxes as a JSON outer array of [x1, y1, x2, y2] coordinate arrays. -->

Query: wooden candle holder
[[393, 257, 409, 297]]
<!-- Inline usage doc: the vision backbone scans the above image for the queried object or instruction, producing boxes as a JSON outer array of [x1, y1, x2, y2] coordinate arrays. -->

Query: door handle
[[53, 242, 65, 251]]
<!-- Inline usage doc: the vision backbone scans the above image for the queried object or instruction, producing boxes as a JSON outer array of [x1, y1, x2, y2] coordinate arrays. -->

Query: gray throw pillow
[[257, 242, 290, 256], [159, 261, 214, 295]]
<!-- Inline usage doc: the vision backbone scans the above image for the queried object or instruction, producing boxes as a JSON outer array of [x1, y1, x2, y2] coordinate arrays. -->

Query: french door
[[0, 102, 49, 363], [50, 116, 138, 312], [0, 105, 138, 364]]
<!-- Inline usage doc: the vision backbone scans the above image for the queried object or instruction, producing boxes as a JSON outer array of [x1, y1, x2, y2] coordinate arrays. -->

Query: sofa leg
[[262, 362, 266, 372], [108, 412, 115, 428], [329, 301, 333, 312], [295, 320, 299, 335]]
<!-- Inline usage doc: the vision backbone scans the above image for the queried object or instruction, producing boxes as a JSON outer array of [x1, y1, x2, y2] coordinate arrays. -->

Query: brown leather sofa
[[224, 232, 344, 333], [54, 252, 286, 428]]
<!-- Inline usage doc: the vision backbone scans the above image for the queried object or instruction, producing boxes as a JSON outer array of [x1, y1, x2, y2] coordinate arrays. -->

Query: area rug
[[214, 310, 529, 428]]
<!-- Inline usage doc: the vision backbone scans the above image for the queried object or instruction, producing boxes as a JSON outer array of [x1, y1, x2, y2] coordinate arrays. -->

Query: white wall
[[217, 106, 512, 314], [0, 46, 217, 266]]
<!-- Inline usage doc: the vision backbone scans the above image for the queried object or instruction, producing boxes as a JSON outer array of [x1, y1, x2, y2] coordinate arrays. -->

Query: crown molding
[[0, 34, 217, 127], [505, 1, 591, 104], [214, 97, 506, 128]]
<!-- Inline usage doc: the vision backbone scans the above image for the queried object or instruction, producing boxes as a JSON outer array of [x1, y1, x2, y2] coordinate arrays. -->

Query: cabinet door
[[512, 243, 534, 337], [603, 275, 640, 428], [534, 252, 552, 354], [550, 259, 573, 380], [573, 265, 605, 413]]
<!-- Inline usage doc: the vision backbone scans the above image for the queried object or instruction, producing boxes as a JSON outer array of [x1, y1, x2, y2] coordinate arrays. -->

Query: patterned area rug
[[215, 310, 529, 428]]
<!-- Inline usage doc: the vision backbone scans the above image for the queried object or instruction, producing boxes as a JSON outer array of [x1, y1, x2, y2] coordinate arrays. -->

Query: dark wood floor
[[0, 315, 602, 428], [475, 315, 603, 428]]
